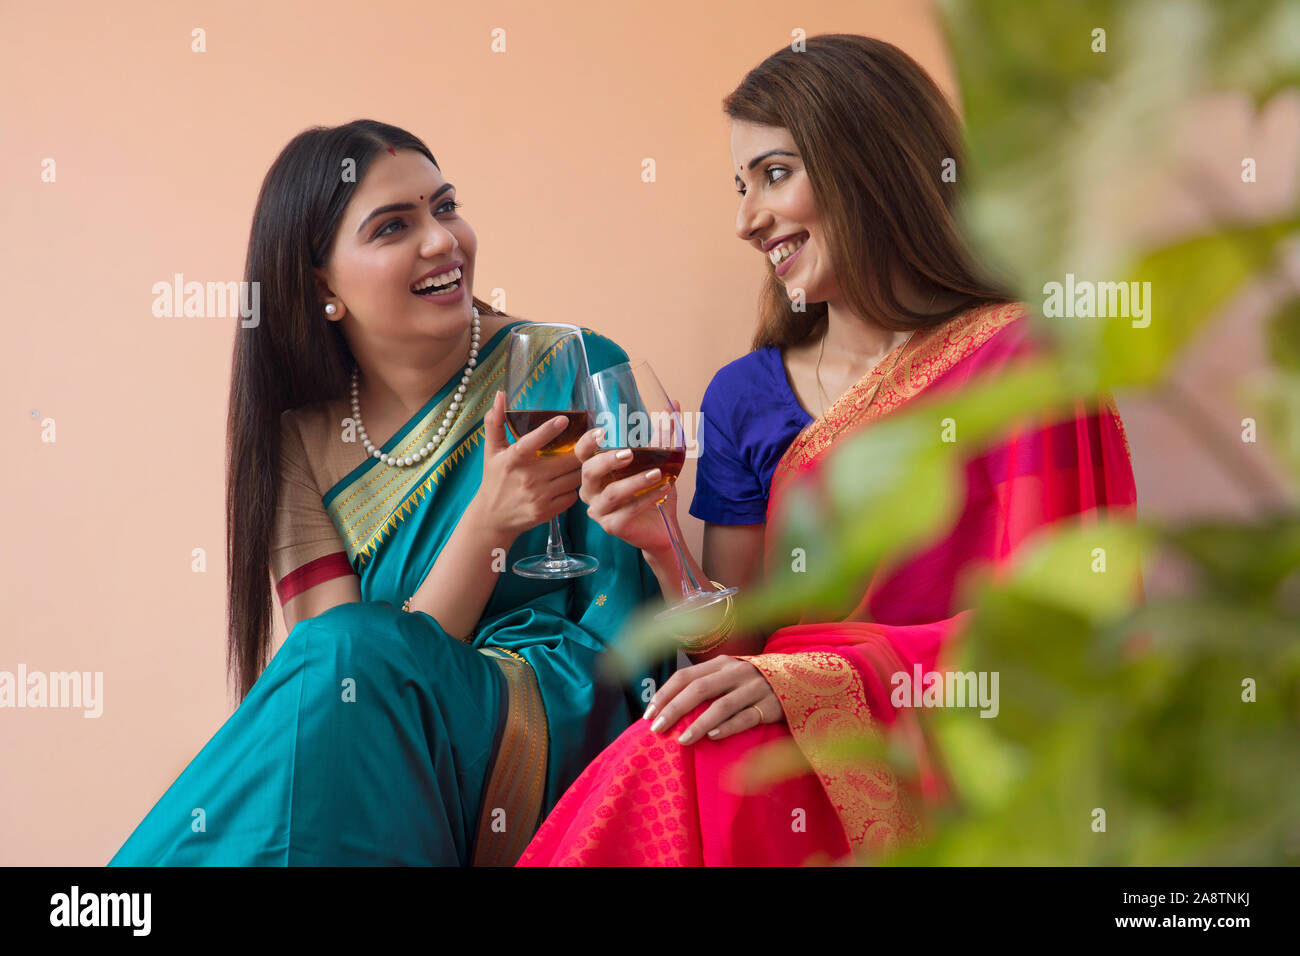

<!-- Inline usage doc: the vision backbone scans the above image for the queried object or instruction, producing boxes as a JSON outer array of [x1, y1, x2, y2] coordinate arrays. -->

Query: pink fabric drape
[[518, 303, 1139, 865]]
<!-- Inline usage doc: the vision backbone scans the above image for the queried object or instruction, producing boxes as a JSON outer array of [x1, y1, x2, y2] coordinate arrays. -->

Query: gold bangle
[[676, 582, 735, 653]]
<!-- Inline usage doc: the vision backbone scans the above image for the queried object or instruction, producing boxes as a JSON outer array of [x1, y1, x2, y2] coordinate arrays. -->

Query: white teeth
[[412, 266, 462, 291], [768, 236, 807, 266]]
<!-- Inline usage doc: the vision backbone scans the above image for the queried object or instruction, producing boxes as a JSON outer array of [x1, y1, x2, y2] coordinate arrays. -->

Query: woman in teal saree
[[108, 120, 668, 866]]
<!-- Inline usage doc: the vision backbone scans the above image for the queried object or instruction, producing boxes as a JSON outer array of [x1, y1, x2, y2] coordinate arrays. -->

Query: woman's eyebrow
[[356, 182, 455, 234], [734, 150, 798, 185]]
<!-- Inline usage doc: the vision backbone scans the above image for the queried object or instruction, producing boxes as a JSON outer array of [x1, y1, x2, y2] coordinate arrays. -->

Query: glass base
[[654, 586, 738, 621], [512, 553, 600, 579]]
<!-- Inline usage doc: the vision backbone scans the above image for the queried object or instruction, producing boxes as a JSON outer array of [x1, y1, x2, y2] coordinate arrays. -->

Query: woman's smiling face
[[315, 147, 477, 345], [731, 121, 839, 305]]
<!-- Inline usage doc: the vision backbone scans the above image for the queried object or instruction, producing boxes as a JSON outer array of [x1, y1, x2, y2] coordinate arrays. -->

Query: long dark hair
[[226, 119, 507, 703], [722, 34, 1013, 350]]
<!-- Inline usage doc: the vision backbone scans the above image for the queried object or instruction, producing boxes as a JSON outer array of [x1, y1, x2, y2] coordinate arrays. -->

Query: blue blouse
[[689, 347, 814, 525]]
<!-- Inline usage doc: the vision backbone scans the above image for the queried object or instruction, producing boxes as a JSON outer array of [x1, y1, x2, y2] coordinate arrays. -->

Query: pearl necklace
[[350, 306, 481, 469]]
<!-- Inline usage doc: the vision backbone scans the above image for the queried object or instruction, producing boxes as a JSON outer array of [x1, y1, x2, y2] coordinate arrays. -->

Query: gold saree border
[[737, 650, 919, 856], [771, 301, 1029, 501], [470, 646, 549, 867], [328, 359, 508, 569]]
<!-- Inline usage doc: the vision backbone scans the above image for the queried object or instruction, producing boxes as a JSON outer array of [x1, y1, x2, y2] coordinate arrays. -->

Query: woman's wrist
[[463, 494, 520, 553]]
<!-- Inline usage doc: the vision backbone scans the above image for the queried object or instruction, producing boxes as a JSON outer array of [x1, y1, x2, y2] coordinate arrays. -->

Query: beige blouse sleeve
[[270, 408, 354, 603]]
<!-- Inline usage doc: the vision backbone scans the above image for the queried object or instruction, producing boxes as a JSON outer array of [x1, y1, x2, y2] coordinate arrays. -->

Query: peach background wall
[[2, 1, 1293, 866]]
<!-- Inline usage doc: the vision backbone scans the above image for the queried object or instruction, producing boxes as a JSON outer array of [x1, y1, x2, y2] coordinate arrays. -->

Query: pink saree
[[517, 302, 1139, 865]]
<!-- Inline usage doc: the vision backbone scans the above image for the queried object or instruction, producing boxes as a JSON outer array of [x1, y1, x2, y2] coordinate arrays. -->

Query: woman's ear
[[313, 268, 344, 321]]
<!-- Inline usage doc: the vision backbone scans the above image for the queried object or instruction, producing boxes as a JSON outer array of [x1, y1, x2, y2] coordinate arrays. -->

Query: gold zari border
[[771, 301, 1028, 500], [736, 650, 919, 856], [470, 646, 549, 866]]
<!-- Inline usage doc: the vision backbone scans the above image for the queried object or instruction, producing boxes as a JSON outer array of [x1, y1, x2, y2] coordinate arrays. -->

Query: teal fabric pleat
[[110, 602, 504, 865]]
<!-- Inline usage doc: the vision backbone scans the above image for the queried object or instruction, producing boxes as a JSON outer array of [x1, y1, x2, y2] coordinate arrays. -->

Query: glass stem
[[657, 500, 705, 599], [545, 516, 568, 562]]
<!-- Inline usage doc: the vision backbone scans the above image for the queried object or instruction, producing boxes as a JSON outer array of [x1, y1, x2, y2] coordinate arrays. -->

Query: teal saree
[[108, 322, 669, 866]]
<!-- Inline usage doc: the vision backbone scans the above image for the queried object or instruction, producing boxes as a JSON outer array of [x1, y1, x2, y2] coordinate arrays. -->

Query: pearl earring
[[325, 303, 337, 315]]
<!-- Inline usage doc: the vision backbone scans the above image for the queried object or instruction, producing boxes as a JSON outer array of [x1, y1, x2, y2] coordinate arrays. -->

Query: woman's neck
[[353, 324, 475, 422], [819, 300, 914, 380]]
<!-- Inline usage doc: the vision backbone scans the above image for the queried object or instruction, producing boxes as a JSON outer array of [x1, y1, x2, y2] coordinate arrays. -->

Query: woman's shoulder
[[701, 348, 789, 420], [577, 326, 631, 372], [281, 396, 343, 430], [280, 397, 349, 458], [705, 347, 782, 397]]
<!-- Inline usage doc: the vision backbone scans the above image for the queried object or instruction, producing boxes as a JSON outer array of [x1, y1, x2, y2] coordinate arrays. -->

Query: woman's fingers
[[677, 688, 766, 745], [647, 660, 728, 733], [544, 489, 580, 515], [699, 695, 773, 743], [545, 466, 584, 496], [643, 661, 707, 723], [581, 446, 633, 483], [587, 460, 667, 515], [511, 413, 576, 457], [573, 427, 605, 463], [482, 390, 509, 456]]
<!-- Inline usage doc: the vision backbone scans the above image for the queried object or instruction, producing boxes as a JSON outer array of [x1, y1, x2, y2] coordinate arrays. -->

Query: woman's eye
[[376, 200, 461, 237], [736, 167, 790, 196]]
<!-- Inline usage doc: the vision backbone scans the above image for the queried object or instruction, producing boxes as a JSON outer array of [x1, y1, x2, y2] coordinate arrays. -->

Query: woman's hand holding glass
[[572, 425, 678, 558], [469, 389, 585, 541]]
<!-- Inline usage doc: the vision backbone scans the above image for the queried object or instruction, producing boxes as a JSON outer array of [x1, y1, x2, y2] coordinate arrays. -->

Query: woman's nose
[[420, 219, 458, 257], [735, 192, 770, 243]]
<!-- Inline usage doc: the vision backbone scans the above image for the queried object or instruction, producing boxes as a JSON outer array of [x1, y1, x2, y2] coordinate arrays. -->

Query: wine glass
[[588, 360, 737, 618], [504, 323, 599, 579]]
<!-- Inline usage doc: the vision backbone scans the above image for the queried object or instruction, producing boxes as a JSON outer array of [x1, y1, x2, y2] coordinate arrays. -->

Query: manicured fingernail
[[678, 729, 694, 745], [650, 716, 666, 733], [645, 469, 661, 481], [552, 416, 568, 428], [591, 427, 605, 441], [616, 449, 633, 461], [707, 728, 720, 738], [642, 702, 657, 720]]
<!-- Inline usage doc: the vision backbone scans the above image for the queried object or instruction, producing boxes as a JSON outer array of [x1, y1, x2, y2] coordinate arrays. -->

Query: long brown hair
[[226, 119, 508, 703], [722, 34, 1013, 350]]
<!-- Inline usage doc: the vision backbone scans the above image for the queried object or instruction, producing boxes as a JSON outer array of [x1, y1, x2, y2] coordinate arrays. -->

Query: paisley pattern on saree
[[737, 650, 920, 855]]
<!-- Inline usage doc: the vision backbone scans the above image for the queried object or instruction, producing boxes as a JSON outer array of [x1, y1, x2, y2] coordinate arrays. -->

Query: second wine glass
[[589, 360, 737, 618]]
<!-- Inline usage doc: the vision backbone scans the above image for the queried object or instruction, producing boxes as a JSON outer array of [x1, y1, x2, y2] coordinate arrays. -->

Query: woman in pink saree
[[518, 35, 1138, 866]]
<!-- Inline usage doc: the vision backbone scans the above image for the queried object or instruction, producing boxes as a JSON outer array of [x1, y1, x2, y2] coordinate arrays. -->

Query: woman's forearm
[[405, 497, 516, 640]]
